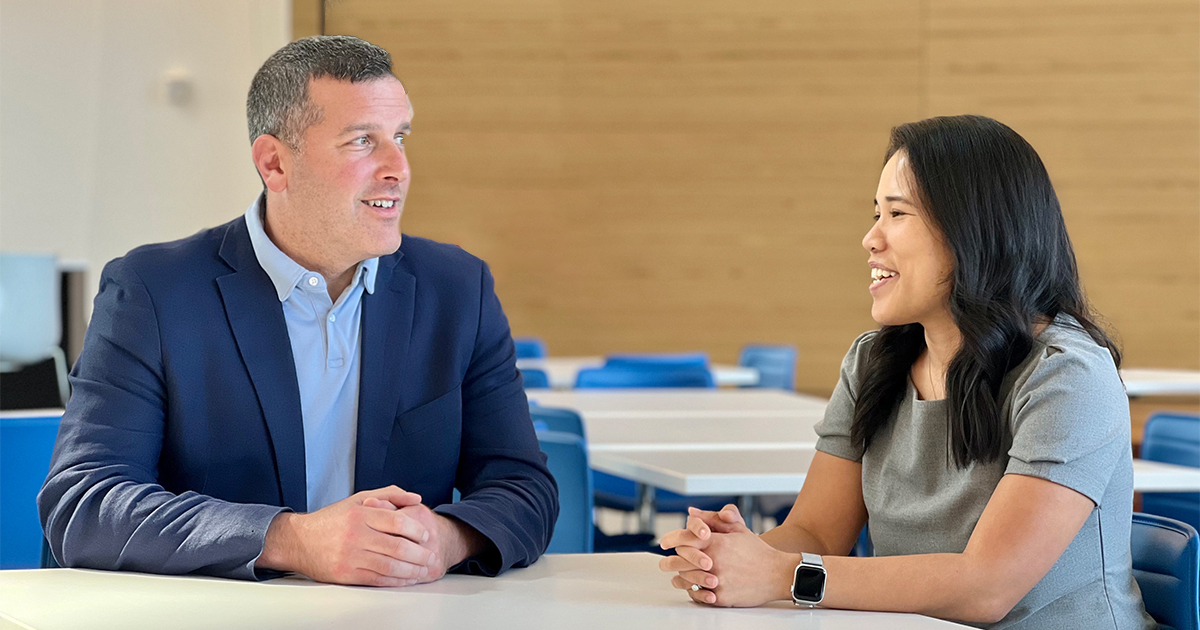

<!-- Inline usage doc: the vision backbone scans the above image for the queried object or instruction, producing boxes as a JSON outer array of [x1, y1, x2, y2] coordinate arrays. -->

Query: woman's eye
[[891, 210, 905, 218], [872, 214, 881, 222]]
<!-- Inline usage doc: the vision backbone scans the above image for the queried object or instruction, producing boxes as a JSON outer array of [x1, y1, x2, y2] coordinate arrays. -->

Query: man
[[38, 35, 558, 586]]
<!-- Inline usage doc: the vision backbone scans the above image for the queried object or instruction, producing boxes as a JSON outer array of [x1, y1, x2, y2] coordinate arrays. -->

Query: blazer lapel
[[215, 219, 308, 512], [355, 253, 416, 492]]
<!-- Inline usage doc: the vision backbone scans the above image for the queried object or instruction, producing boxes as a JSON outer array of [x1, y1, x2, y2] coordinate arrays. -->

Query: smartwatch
[[791, 552, 826, 607]]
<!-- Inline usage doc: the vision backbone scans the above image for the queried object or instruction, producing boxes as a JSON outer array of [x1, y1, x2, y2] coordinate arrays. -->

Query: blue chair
[[1131, 512, 1199, 630], [575, 365, 715, 389], [575, 367, 729, 514], [604, 352, 709, 369], [537, 430, 594, 553], [520, 368, 551, 389], [530, 405, 585, 438], [739, 345, 798, 391], [513, 337, 547, 359], [1142, 413, 1200, 531], [1, 412, 62, 569]]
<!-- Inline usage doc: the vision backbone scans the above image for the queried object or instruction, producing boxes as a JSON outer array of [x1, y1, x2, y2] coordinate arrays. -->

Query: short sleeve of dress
[[814, 331, 878, 463], [1004, 333, 1130, 506]]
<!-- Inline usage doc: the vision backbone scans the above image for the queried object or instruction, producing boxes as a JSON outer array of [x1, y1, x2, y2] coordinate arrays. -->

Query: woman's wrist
[[774, 551, 804, 602]]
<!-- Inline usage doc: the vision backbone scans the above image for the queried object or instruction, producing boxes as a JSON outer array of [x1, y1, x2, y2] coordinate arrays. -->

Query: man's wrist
[[435, 513, 486, 568], [257, 511, 299, 572]]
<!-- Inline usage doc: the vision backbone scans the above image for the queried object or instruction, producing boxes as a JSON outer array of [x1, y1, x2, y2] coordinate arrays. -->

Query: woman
[[658, 115, 1155, 629]]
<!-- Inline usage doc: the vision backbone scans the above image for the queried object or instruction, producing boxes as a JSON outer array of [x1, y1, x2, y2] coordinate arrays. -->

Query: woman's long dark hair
[[850, 115, 1121, 468]]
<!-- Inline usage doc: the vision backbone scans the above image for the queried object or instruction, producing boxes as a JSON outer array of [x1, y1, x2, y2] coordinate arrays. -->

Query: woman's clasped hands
[[658, 505, 798, 608]]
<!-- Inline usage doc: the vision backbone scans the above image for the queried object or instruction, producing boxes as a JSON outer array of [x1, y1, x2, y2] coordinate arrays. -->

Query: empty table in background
[[517, 357, 760, 389]]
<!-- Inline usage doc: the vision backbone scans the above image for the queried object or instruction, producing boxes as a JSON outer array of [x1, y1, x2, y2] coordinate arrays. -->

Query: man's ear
[[251, 134, 290, 193]]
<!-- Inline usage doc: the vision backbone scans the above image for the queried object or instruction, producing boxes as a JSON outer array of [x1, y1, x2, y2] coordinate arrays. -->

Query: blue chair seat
[[739, 344, 798, 391], [513, 337, 547, 359], [536, 429, 593, 554], [575, 365, 715, 389], [1, 412, 62, 569], [1141, 413, 1200, 531], [520, 368, 551, 389], [1131, 512, 1199, 630]]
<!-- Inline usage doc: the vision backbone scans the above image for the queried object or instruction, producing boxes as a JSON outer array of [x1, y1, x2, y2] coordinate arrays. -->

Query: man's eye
[[353, 136, 371, 146], [396, 135, 406, 146]]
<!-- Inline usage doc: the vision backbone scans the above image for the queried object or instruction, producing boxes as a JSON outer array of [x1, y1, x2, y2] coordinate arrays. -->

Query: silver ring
[[690, 583, 702, 592]]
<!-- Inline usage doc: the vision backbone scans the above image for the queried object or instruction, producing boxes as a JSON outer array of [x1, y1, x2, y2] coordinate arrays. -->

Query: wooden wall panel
[[314, 0, 1198, 395], [924, 0, 1200, 370], [324, 0, 921, 393]]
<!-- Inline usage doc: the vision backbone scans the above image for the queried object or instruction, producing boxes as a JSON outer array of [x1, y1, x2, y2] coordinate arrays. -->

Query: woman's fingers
[[675, 545, 713, 571], [659, 527, 709, 551], [671, 575, 718, 604], [677, 569, 718, 590]]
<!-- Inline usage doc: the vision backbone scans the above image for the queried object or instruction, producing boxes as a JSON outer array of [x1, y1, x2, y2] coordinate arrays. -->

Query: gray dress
[[814, 316, 1156, 630]]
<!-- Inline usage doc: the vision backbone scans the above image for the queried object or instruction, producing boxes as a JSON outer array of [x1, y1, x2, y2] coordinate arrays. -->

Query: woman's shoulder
[[1009, 314, 1126, 411]]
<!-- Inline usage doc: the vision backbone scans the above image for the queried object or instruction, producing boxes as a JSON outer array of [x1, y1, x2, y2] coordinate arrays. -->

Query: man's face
[[284, 76, 412, 266]]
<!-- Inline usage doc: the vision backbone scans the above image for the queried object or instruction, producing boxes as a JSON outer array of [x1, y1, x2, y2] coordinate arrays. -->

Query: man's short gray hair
[[247, 35, 395, 150]]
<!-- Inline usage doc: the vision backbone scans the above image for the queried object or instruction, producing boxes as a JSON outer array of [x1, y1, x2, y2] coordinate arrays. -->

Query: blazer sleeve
[[37, 257, 285, 580], [433, 262, 559, 576]]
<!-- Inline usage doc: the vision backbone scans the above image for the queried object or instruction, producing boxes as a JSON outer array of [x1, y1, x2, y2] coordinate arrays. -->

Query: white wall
[[1, 0, 290, 311]]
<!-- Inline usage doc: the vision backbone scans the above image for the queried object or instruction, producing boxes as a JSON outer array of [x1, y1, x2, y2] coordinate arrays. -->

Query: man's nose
[[379, 140, 410, 183]]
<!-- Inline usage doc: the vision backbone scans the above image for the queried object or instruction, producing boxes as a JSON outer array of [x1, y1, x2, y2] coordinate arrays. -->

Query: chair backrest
[[520, 368, 551, 389], [1131, 512, 1200, 630], [530, 405, 585, 438], [0, 253, 61, 366], [604, 352, 709, 369], [575, 365, 715, 389], [0, 412, 63, 569], [739, 344, 798, 390], [537, 430, 593, 553], [513, 337, 547, 359], [1142, 413, 1200, 530]]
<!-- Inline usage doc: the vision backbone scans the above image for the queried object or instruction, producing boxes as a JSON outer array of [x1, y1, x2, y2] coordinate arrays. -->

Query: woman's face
[[862, 151, 955, 327]]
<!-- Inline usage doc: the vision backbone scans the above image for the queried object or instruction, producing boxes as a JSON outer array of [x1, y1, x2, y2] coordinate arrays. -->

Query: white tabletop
[[1121, 368, 1200, 397], [518, 356, 760, 389], [585, 415, 822, 452], [528, 389, 827, 419], [591, 448, 1200, 496], [0, 554, 970, 630]]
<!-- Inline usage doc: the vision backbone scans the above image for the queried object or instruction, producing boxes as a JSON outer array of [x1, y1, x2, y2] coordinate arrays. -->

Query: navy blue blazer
[[38, 216, 558, 579]]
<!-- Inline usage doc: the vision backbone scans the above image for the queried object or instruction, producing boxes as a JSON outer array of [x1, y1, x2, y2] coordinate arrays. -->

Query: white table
[[518, 357, 760, 389], [592, 447, 1200, 498], [0, 554, 970, 630], [528, 389, 826, 419], [1121, 368, 1200, 397]]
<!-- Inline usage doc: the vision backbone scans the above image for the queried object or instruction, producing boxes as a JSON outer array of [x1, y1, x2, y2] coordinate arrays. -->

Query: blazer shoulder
[[109, 219, 238, 284], [395, 235, 487, 280]]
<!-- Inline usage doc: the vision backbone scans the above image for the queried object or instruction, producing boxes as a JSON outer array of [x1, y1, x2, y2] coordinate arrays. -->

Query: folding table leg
[[635, 483, 657, 534]]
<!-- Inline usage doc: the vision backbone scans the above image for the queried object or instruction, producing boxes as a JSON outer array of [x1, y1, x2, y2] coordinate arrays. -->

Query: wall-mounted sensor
[[160, 68, 195, 107]]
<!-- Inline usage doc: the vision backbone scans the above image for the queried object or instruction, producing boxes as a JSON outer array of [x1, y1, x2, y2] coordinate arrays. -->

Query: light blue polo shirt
[[244, 198, 379, 512]]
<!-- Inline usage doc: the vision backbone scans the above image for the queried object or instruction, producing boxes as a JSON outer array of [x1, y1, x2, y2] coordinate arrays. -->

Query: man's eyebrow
[[339, 122, 412, 135]]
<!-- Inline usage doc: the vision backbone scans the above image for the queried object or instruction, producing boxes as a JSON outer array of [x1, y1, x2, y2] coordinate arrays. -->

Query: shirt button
[[308, 276, 319, 287], [328, 314, 336, 323]]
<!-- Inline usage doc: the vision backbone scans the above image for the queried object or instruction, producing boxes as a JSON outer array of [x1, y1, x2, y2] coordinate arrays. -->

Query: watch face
[[792, 566, 826, 602]]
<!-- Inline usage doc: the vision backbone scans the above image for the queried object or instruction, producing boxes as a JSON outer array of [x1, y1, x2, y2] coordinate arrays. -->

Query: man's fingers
[[362, 528, 436, 566], [364, 508, 430, 544], [367, 486, 423, 509], [363, 497, 398, 511], [359, 550, 429, 580]]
